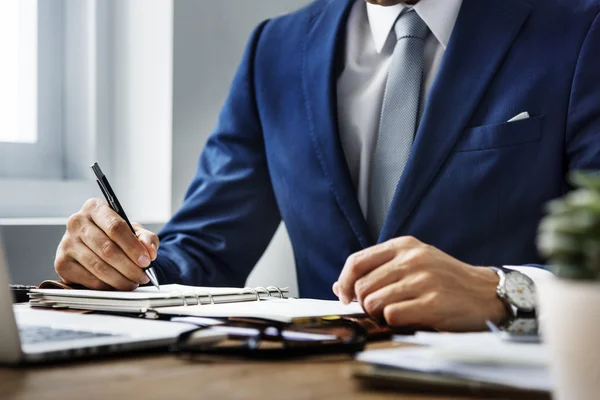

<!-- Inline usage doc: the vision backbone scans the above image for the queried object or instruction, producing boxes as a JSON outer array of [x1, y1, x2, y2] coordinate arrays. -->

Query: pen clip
[[95, 180, 119, 212], [91, 163, 117, 210]]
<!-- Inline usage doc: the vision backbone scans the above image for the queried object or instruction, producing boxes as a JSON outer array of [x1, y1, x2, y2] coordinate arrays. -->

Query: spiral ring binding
[[267, 286, 284, 298], [167, 286, 285, 306], [243, 287, 260, 301], [190, 292, 201, 306], [174, 292, 188, 306], [196, 291, 214, 305], [254, 287, 271, 298]]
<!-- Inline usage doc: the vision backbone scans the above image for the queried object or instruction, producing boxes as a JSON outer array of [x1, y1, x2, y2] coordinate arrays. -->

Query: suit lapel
[[379, 0, 532, 241], [302, 0, 373, 248]]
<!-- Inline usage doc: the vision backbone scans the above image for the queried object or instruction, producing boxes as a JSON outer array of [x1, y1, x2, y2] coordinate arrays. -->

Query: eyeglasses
[[171, 316, 378, 360]]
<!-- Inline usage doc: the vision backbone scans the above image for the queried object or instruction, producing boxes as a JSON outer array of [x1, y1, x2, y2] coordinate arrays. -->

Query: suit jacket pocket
[[454, 114, 544, 152]]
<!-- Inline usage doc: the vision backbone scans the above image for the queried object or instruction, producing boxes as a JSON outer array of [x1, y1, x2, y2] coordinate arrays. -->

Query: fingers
[[337, 236, 423, 304], [68, 239, 139, 291], [56, 239, 138, 291], [353, 260, 408, 304], [89, 203, 152, 268], [133, 223, 160, 261], [332, 281, 357, 302], [55, 258, 113, 291], [336, 244, 396, 304], [382, 298, 432, 327], [332, 281, 340, 297], [361, 278, 421, 317], [55, 198, 160, 291], [78, 222, 149, 285]]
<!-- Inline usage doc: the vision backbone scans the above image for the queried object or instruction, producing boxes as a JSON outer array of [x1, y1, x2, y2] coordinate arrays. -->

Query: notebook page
[[159, 298, 365, 323]]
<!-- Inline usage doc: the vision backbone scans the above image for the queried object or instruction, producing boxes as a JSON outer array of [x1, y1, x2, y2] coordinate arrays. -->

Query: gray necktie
[[368, 11, 429, 239]]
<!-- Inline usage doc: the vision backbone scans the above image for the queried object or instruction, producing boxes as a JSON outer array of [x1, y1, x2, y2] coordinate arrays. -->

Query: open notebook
[[29, 284, 365, 323]]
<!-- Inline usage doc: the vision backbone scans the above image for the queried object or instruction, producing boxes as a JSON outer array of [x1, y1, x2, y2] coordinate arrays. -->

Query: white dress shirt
[[336, 0, 553, 284], [337, 0, 462, 219]]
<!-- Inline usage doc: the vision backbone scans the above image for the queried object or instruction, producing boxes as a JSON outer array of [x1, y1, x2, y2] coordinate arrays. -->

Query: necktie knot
[[394, 10, 429, 41]]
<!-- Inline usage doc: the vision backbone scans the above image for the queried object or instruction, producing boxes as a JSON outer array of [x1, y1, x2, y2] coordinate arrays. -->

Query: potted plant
[[537, 171, 600, 400]]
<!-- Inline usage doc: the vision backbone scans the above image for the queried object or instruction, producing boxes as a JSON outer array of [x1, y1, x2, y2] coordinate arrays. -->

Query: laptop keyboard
[[19, 326, 119, 345]]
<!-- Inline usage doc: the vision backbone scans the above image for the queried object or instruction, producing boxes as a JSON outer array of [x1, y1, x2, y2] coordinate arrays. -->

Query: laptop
[[0, 229, 224, 364]]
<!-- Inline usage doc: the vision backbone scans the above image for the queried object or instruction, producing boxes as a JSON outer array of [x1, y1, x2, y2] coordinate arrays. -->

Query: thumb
[[132, 223, 160, 261]]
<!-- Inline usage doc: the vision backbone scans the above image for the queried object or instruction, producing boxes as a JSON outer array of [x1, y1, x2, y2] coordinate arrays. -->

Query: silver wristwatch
[[489, 267, 537, 316]]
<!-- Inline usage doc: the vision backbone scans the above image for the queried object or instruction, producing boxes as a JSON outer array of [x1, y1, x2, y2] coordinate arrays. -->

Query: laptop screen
[[0, 228, 24, 363]]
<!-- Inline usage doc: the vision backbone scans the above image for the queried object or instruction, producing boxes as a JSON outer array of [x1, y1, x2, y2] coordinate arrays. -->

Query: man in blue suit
[[55, 0, 600, 331]]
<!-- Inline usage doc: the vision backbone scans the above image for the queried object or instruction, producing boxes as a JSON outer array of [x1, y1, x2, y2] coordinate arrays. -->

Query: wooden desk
[[0, 341, 544, 400]]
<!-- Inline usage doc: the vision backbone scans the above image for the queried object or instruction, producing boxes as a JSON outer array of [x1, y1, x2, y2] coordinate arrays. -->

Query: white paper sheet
[[357, 347, 552, 392], [394, 331, 548, 367], [160, 298, 365, 323], [394, 331, 501, 347]]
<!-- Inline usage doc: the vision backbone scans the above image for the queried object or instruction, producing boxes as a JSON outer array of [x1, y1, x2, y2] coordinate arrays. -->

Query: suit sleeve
[[565, 11, 600, 172], [152, 21, 282, 287]]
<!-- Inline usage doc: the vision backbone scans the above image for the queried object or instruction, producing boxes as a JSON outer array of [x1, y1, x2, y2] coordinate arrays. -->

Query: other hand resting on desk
[[333, 236, 508, 332]]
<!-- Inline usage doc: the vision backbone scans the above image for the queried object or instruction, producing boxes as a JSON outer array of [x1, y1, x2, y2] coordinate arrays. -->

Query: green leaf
[[564, 190, 600, 213], [538, 212, 600, 235], [537, 170, 600, 281], [550, 264, 596, 280], [570, 171, 600, 191]]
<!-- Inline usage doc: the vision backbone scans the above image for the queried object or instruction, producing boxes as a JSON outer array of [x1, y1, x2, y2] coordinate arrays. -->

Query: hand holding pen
[[91, 163, 160, 289], [53, 163, 161, 291]]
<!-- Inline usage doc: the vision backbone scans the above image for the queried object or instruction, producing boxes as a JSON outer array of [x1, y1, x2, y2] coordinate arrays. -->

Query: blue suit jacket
[[155, 0, 600, 299]]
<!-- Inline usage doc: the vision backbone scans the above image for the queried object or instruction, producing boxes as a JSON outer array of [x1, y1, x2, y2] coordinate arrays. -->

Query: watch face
[[504, 272, 536, 311]]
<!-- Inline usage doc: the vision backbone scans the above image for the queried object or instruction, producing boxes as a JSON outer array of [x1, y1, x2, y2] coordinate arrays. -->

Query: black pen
[[90, 162, 160, 290]]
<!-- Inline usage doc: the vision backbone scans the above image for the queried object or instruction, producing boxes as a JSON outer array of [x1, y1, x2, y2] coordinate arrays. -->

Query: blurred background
[[0, 0, 312, 296]]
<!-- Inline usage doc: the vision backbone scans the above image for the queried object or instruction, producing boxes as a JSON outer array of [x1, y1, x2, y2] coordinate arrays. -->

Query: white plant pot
[[538, 279, 600, 400]]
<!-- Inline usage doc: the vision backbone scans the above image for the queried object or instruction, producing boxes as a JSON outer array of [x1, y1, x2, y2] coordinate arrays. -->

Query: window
[[0, 0, 173, 220], [0, 0, 99, 217], [0, 0, 63, 180], [0, 0, 36, 144]]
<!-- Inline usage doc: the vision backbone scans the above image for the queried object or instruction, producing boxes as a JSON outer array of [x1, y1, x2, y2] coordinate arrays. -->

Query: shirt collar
[[366, 0, 463, 53]]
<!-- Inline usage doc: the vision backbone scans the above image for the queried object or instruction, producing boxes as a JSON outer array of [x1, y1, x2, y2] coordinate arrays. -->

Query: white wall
[[171, 0, 311, 209], [110, 0, 174, 223], [171, 0, 310, 297], [4, 0, 310, 296]]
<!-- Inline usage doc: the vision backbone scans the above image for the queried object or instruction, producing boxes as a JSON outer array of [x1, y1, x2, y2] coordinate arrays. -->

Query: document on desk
[[160, 298, 365, 323], [29, 284, 365, 323], [394, 332, 548, 366], [357, 332, 552, 392]]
